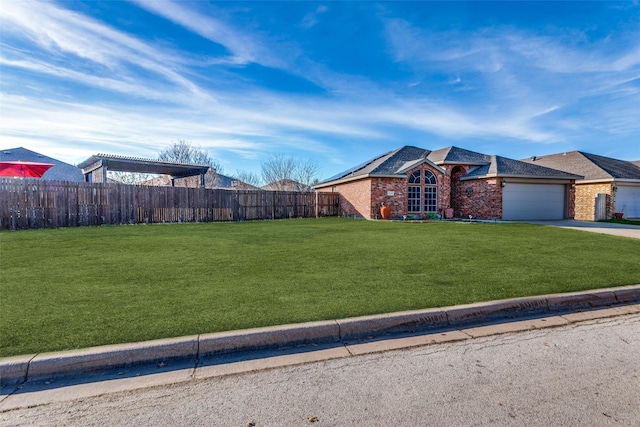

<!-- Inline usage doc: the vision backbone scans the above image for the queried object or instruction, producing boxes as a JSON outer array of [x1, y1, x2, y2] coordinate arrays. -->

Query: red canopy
[[0, 161, 54, 178]]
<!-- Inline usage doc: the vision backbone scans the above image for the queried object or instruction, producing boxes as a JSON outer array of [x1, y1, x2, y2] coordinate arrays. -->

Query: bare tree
[[158, 140, 225, 188], [294, 158, 321, 189], [107, 171, 155, 185], [232, 170, 262, 189], [261, 153, 320, 191], [158, 139, 224, 173]]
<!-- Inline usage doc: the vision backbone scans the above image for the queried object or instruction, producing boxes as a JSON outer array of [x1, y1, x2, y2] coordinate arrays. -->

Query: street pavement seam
[[1, 285, 639, 391]]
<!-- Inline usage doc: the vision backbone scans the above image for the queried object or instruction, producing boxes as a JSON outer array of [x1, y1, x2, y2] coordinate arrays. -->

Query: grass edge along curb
[[3, 218, 640, 358], [2, 284, 639, 387]]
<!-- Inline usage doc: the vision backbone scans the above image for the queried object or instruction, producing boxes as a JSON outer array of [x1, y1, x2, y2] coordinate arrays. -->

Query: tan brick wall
[[575, 183, 613, 221]]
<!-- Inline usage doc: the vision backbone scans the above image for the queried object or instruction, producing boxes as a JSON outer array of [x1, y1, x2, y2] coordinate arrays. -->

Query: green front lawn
[[1, 218, 639, 357]]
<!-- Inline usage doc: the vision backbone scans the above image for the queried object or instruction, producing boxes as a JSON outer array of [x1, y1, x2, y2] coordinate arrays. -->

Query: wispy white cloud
[[504, 33, 640, 74], [368, 99, 557, 143], [384, 16, 640, 75], [382, 15, 640, 145], [0, 94, 266, 162], [384, 19, 506, 73], [301, 5, 328, 29], [129, 0, 379, 97], [130, 0, 281, 67], [3, 1, 576, 148], [0, 0, 212, 102]]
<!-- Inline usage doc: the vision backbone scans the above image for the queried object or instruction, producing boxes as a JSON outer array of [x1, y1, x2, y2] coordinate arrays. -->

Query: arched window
[[408, 171, 421, 212], [424, 170, 437, 185], [424, 170, 437, 212], [408, 170, 438, 213]]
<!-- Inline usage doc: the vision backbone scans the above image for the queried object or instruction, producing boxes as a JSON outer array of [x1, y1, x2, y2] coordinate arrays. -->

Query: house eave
[[612, 179, 640, 184], [432, 161, 489, 166], [575, 178, 615, 185], [575, 178, 640, 185], [461, 173, 582, 181], [395, 159, 447, 175], [314, 173, 406, 189]]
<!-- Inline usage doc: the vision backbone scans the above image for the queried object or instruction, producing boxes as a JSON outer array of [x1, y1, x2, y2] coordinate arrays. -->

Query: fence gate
[[594, 193, 607, 220]]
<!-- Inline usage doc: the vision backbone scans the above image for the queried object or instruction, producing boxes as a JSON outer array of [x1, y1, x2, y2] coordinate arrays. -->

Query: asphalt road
[[2, 313, 638, 426]]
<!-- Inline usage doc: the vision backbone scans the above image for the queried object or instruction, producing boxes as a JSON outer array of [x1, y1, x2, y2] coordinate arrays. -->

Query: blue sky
[[1, 1, 639, 180]]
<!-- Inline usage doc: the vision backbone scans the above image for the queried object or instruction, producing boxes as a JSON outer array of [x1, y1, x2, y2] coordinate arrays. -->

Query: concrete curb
[[2, 285, 639, 387], [198, 320, 340, 357], [27, 336, 199, 381]]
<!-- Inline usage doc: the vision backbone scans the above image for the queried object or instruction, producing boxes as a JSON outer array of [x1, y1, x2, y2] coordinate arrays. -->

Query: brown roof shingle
[[522, 151, 640, 181], [463, 155, 582, 180]]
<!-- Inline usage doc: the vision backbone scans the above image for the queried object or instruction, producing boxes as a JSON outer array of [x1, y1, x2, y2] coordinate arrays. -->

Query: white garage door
[[503, 183, 566, 220], [615, 186, 640, 218]]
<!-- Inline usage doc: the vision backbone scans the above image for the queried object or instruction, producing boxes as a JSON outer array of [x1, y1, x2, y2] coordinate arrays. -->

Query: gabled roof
[[0, 147, 84, 181], [522, 151, 640, 182], [317, 146, 444, 186], [316, 145, 581, 188], [427, 146, 492, 165], [368, 146, 434, 174], [463, 155, 582, 180]]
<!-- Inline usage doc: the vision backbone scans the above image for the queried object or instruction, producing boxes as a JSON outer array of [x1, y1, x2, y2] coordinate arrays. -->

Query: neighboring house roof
[[318, 146, 444, 186], [463, 155, 582, 180], [262, 179, 312, 191], [142, 170, 243, 189], [213, 172, 241, 188], [427, 146, 492, 165], [0, 147, 84, 181], [522, 151, 640, 182], [632, 160, 640, 168]]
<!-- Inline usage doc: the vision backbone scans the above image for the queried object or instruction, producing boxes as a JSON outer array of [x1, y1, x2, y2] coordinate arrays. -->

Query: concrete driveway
[[527, 220, 640, 239]]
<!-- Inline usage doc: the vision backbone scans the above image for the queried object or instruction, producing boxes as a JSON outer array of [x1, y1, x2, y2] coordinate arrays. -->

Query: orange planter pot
[[380, 205, 391, 220]]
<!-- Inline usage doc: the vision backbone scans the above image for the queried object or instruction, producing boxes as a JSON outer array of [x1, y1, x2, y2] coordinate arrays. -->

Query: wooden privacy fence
[[0, 179, 340, 230]]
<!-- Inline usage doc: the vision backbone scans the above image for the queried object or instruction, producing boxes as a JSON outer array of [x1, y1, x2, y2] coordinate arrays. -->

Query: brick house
[[314, 146, 581, 221], [523, 151, 640, 220]]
